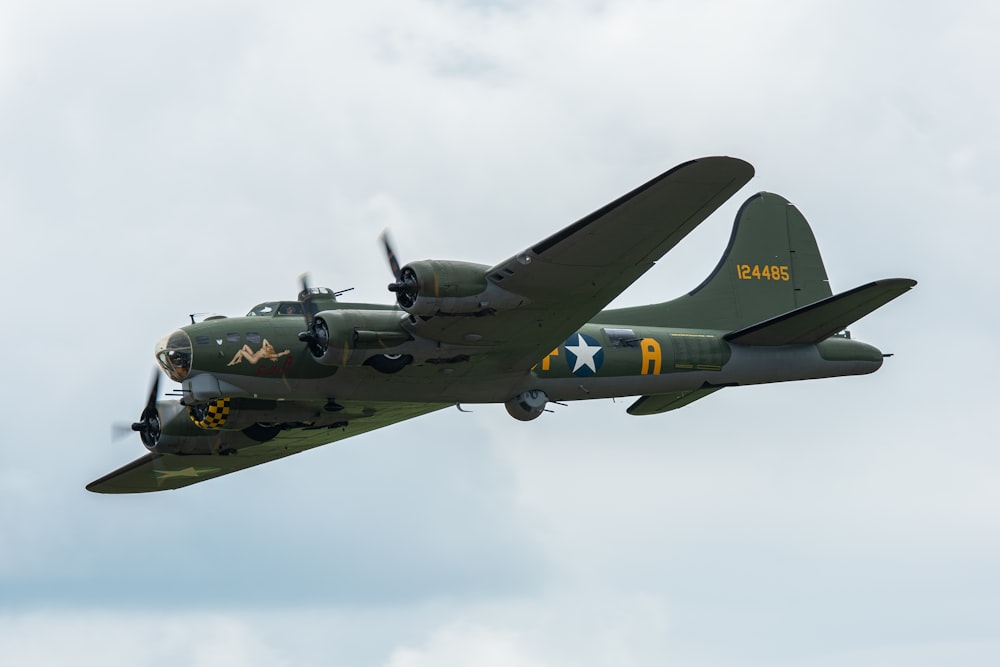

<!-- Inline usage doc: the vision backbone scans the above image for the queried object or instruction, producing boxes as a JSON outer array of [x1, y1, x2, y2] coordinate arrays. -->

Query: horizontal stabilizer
[[724, 278, 916, 346], [627, 386, 723, 416]]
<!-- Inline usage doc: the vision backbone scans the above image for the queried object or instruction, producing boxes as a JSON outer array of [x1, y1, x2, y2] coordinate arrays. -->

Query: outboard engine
[[388, 260, 527, 317]]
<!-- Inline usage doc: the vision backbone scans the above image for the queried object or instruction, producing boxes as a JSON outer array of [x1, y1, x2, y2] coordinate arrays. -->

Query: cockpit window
[[248, 302, 277, 317], [247, 301, 306, 317], [155, 330, 193, 382]]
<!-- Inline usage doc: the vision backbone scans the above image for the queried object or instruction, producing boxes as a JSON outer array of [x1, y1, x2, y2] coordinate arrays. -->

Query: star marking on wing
[[154, 466, 221, 481], [564, 334, 604, 375]]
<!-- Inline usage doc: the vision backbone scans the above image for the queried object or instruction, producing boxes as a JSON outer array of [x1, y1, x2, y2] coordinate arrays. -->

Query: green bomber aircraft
[[88, 156, 915, 493]]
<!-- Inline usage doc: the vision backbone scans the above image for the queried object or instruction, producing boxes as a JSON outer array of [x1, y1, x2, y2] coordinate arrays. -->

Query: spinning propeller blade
[[380, 229, 402, 281], [299, 272, 318, 324], [380, 230, 418, 306], [297, 272, 328, 356], [113, 370, 161, 448], [111, 422, 134, 442]]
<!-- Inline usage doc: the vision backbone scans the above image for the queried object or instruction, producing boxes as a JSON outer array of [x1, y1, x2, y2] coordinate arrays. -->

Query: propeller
[[380, 229, 402, 282], [380, 230, 418, 308], [111, 422, 134, 442], [298, 272, 319, 325], [297, 272, 329, 356], [112, 370, 161, 448]]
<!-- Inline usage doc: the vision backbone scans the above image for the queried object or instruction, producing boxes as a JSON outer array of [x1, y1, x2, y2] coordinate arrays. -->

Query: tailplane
[[725, 278, 915, 345], [610, 192, 916, 418]]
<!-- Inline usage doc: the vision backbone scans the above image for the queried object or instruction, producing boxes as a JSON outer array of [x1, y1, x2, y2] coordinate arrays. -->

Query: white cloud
[[1, 0, 998, 665], [384, 623, 551, 667], [0, 611, 288, 667]]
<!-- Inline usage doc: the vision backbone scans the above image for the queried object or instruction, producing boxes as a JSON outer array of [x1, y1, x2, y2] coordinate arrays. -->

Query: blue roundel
[[564, 333, 604, 377]]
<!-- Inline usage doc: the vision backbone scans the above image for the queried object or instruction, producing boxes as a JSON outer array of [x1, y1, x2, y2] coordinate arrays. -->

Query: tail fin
[[596, 192, 836, 330]]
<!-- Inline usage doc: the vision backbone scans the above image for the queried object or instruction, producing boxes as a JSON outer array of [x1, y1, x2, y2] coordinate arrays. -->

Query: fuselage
[[156, 299, 884, 410]]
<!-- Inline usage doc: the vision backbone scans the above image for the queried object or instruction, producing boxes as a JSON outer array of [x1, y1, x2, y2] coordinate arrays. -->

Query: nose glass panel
[[155, 330, 193, 382]]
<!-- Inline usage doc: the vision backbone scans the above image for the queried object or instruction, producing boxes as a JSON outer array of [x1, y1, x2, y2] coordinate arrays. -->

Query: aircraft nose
[[155, 329, 193, 382]]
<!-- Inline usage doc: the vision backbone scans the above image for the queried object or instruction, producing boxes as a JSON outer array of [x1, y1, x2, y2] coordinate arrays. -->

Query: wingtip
[[693, 154, 755, 174], [875, 277, 918, 290]]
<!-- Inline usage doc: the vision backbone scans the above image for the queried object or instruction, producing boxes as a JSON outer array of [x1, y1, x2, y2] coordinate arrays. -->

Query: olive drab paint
[[89, 157, 915, 493]]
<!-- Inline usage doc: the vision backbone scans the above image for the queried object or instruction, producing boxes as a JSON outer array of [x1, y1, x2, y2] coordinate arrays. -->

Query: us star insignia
[[564, 333, 605, 377]]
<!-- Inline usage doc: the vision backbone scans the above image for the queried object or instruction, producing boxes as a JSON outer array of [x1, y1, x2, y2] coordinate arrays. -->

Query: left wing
[[409, 156, 753, 370], [87, 401, 448, 493]]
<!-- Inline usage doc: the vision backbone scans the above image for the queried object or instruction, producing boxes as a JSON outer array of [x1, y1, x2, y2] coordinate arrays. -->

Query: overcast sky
[[2, 0, 998, 665]]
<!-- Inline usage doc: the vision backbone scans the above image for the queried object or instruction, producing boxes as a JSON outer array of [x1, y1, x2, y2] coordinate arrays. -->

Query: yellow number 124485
[[736, 264, 790, 281]]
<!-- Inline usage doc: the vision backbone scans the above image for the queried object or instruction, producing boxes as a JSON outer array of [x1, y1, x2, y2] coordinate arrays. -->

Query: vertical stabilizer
[[594, 193, 833, 330]]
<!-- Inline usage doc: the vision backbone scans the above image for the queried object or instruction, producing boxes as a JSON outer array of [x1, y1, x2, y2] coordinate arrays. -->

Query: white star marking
[[565, 334, 602, 374], [154, 466, 221, 480]]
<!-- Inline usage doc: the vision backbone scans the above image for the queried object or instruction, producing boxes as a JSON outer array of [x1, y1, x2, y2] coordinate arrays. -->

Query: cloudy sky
[[2, 0, 998, 664]]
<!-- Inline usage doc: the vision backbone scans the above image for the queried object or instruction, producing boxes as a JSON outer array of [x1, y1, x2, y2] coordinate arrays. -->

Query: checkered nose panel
[[189, 398, 231, 429]]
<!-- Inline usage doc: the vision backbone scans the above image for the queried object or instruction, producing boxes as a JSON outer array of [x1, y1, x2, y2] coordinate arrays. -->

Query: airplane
[[88, 156, 915, 493]]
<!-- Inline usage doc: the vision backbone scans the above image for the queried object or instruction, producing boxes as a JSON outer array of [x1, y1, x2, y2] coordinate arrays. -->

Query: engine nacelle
[[142, 399, 271, 455], [505, 389, 549, 422], [390, 260, 527, 316], [186, 397, 326, 432], [308, 309, 412, 366]]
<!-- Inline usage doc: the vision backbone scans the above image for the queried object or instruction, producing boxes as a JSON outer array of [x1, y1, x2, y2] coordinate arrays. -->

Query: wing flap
[[724, 278, 917, 346]]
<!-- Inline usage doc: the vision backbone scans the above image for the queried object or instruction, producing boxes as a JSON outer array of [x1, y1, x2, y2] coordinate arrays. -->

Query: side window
[[246, 332, 261, 344], [226, 332, 241, 343], [602, 327, 639, 347], [277, 303, 303, 316]]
